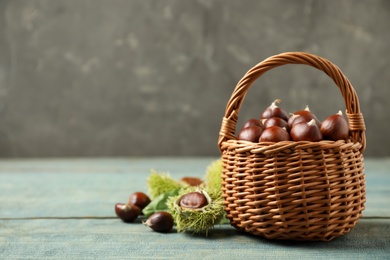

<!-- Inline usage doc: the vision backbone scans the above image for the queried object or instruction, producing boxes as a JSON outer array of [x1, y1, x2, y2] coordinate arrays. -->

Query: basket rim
[[220, 138, 363, 156], [218, 52, 366, 153]]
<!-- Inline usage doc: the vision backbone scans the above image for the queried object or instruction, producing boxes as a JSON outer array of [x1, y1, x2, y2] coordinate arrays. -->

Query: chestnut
[[144, 211, 174, 233], [287, 114, 307, 129], [128, 192, 151, 211], [293, 105, 321, 127], [290, 119, 323, 142], [320, 110, 349, 141], [259, 126, 291, 142], [242, 118, 262, 129], [263, 117, 289, 131], [237, 125, 263, 142], [180, 177, 203, 187], [260, 99, 289, 121], [179, 191, 209, 209], [114, 203, 141, 223]]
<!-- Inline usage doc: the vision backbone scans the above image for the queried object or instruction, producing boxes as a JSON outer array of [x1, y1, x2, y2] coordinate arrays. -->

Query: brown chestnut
[[320, 110, 349, 141], [293, 105, 321, 127], [290, 119, 323, 141], [179, 191, 209, 209], [180, 177, 203, 187], [114, 203, 141, 223], [259, 126, 291, 142], [128, 192, 151, 211], [144, 211, 174, 233], [287, 114, 307, 129], [237, 125, 263, 142], [260, 99, 289, 121], [263, 117, 289, 131], [242, 118, 262, 129]]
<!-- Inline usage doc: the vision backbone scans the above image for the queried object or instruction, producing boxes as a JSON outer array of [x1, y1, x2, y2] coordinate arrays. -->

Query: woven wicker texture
[[218, 52, 366, 241]]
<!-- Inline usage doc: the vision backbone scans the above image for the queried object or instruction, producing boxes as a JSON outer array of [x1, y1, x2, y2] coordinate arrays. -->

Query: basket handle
[[218, 52, 366, 152]]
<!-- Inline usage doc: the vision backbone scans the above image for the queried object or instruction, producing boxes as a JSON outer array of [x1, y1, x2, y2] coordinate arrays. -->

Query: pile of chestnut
[[237, 99, 349, 143], [115, 191, 174, 233], [114, 177, 204, 233]]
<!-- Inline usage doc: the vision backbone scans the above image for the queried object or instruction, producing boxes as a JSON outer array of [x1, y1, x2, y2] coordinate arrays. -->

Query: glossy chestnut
[[263, 117, 289, 131], [237, 125, 263, 142], [114, 203, 141, 223], [180, 177, 203, 187], [260, 99, 289, 121], [320, 110, 349, 141], [179, 191, 209, 209], [293, 105, 321, 127], [287, 114, 307, 129], [242, 118, 262, 129], [290, 119, 323, 142], [144, 212, 174, 233], [128, 192, 151, 211], [259, 126, 291, 142]]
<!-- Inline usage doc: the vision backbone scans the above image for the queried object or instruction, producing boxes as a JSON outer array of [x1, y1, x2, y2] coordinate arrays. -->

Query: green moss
[[147, 170, 183, 199]]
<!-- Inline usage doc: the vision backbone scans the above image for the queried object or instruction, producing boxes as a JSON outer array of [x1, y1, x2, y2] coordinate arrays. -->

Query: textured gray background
[[0, 0, 389, 158]]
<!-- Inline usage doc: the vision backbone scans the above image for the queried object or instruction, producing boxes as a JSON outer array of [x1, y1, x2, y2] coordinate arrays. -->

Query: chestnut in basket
[[263, 117, 289, 131], [260, 99, 289, 121], [287, 114, 307, 129], [320, 110, 349, 141], [242, 118, 262, 129], [292, 105, 321, 127], [259, 126, 291, 142], [237, 125, 263, 142], [290, 119, 322, 142]]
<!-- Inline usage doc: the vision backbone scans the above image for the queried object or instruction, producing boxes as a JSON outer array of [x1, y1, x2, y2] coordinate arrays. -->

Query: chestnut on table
[[0, 158, 389, 259]]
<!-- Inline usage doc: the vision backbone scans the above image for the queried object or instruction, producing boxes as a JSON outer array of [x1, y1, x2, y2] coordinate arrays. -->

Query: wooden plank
[[1, 158, 390, 259], [1, 218, 389, 259], [0, 158, 217, 218], [0, 158, 389, 218], [362, 158, 390, 217]]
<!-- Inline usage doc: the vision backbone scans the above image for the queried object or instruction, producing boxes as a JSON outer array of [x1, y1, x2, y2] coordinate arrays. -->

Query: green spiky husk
[[147, 170, 183, 199], [204, 158, 223, 197], [167, 187, 224, 235]]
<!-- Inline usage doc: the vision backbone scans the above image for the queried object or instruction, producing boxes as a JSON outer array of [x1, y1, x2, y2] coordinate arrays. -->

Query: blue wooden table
[[1, 158, 389, 259]]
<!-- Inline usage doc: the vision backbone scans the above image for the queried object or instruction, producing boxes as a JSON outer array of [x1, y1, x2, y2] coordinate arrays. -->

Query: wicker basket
[[218, 52, 366, 241]]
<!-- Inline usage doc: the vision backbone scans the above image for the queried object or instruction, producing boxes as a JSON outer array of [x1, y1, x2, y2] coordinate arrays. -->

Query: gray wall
[[0, 0, 389, 158]]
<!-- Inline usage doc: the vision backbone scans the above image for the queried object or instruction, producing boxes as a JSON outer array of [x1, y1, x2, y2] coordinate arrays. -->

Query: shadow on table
[[186, 220, 390, 249], [183, 225, 241, 239]]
